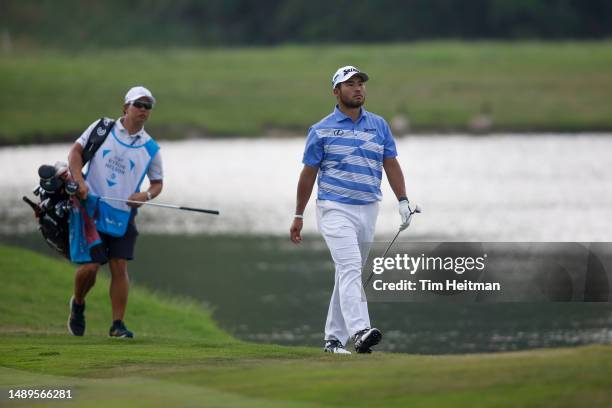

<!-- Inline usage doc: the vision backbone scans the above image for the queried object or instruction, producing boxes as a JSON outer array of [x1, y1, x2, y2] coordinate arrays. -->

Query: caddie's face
[[334, 76, 366, 108], [124, 97, 153, 125]]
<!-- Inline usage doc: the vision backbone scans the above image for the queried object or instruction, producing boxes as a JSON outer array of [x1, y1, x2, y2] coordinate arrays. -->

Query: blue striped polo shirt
[[303, 106, 398, 205]]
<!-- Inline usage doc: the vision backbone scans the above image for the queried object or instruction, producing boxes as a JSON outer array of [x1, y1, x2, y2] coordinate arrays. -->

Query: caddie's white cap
[[331, 65, 369, 89], [124, 86, 156, 105]]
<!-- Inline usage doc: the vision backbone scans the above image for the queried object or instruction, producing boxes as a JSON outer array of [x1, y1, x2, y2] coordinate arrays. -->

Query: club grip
[[179, 206, 219, 215], [22, 196, 39, 213]]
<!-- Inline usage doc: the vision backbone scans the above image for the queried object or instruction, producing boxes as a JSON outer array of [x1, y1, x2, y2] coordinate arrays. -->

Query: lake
[[1, 134, 611, 353]]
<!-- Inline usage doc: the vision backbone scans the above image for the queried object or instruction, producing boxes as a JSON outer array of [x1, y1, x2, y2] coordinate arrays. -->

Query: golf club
[[100, 196, 220, 215], [363, 204, 421, 288]]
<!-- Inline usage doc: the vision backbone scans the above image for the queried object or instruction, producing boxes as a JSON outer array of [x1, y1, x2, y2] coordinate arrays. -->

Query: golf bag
[[23, 163, 78, 258], [21, 118, 114, 259]]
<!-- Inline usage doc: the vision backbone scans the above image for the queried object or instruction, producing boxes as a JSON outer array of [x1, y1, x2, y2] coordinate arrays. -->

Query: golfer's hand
[[127, 192, 147, 208], [77, 180, 88, 200], [290, 218, 303, 244], [399, 200, 413, 231]]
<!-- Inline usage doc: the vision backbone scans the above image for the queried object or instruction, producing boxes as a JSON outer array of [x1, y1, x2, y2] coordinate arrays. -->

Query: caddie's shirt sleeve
[[302, 127, 324, 167], [147, 151, 164, 181], [382, 119, 398, 159]]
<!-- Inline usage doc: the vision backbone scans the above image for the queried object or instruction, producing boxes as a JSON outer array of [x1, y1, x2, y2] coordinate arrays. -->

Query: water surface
[[2, 134, 612, 353]]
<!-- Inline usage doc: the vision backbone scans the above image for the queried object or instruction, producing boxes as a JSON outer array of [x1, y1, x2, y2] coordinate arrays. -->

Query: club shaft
[[100, 196, 219, 215], [380, 229, 402, 260], [363, 229, 401, 287]]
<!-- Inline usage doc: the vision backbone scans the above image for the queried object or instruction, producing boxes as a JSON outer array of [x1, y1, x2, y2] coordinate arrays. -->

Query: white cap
[[331, 65, 369, 89], [124, 86, 156, 105]]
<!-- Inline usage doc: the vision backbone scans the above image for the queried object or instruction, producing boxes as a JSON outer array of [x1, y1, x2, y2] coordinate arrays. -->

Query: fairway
[[1, 245, 611, 407], [1, 42, 612, 144]]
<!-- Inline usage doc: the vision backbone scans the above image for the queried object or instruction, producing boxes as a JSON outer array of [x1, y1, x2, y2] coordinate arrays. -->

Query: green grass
[[1, 244, 611, 407], [1, 41, 612, 144]]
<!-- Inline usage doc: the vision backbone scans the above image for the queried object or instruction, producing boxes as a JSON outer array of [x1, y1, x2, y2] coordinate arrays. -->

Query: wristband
[[146, 191, 152, 201], [294, 214, 304, 219]]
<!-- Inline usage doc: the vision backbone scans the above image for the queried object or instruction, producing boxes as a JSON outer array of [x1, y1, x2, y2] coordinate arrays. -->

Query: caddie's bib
[[85, 127, 159, 237]]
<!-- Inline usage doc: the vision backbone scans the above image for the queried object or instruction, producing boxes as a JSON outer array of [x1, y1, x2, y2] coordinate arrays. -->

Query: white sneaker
[[324, 339, 352, 354]]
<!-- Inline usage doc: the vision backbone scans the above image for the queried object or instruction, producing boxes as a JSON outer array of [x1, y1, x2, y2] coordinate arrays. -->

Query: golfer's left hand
[[290, 218, 303, 244], [127, 192, 147, 208], [399, 200, 413, 231]]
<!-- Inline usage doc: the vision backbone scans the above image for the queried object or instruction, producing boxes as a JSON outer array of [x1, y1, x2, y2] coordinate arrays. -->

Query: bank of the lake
[[3, 235, 612, 354]]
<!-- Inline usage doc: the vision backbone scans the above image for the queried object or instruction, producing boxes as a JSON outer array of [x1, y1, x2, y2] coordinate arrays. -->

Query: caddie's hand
[[127, 192, 147, 208], [290, 218, 303, 244], [399, 199, 413, 231], [77, 180, 88, 200]]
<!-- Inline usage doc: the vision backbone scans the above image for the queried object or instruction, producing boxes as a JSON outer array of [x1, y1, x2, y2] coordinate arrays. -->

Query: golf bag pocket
[[40, 210, 69, 258], [96, 200, 131, 237]]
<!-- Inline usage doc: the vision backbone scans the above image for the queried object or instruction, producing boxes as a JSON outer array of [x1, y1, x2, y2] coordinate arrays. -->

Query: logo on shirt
[[364, 128, 377, 132], [334, 130, 344, 136]]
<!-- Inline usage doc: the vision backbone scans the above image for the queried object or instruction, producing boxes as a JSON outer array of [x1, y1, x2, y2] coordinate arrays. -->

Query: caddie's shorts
[[89, 218, 139, 265]]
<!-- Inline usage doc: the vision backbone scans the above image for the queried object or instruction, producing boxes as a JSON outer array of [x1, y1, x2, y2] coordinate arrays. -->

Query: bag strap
[[82, 118, 115, 165]]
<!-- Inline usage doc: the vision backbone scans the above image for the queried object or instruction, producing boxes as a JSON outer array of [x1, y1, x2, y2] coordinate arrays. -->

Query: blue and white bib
[[85, 127, 159, 237]]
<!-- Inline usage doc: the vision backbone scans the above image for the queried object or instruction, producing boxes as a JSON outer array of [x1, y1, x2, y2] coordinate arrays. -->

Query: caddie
[[290, 66, 415, 354], [66, 86, 163, 338]]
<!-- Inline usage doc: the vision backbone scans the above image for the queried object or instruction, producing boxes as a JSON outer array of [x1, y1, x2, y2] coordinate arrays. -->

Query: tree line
[[2, 0, 611, 48]]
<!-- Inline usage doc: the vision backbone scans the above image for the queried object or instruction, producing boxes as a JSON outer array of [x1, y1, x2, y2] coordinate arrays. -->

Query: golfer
[[66, 86, 163, 338], [290, 66, 414, 354]]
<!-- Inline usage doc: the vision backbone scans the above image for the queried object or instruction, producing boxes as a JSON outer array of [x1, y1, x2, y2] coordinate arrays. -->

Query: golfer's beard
[[340, 94, 365, 108]]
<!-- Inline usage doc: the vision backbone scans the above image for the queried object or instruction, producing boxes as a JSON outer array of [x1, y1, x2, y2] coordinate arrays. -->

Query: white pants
[[316, 199, 379, 345]]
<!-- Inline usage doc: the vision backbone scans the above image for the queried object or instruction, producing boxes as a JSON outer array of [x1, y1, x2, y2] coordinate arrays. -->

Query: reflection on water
[[4, 233, 611, 354], [2, 134, 612, 240]]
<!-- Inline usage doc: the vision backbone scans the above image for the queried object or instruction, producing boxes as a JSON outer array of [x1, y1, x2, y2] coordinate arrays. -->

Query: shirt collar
[[333, 105, 366, 123], [117, 117, 144, 138]]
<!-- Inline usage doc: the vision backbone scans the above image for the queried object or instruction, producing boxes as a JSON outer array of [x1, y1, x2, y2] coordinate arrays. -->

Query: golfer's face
[[126, 97, 153, 124], [337, 77, 366, 107]]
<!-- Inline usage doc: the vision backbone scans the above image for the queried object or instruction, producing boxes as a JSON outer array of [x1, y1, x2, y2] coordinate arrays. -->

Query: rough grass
[[1, 41, 612, 144], [1, 245, 611, 407]]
